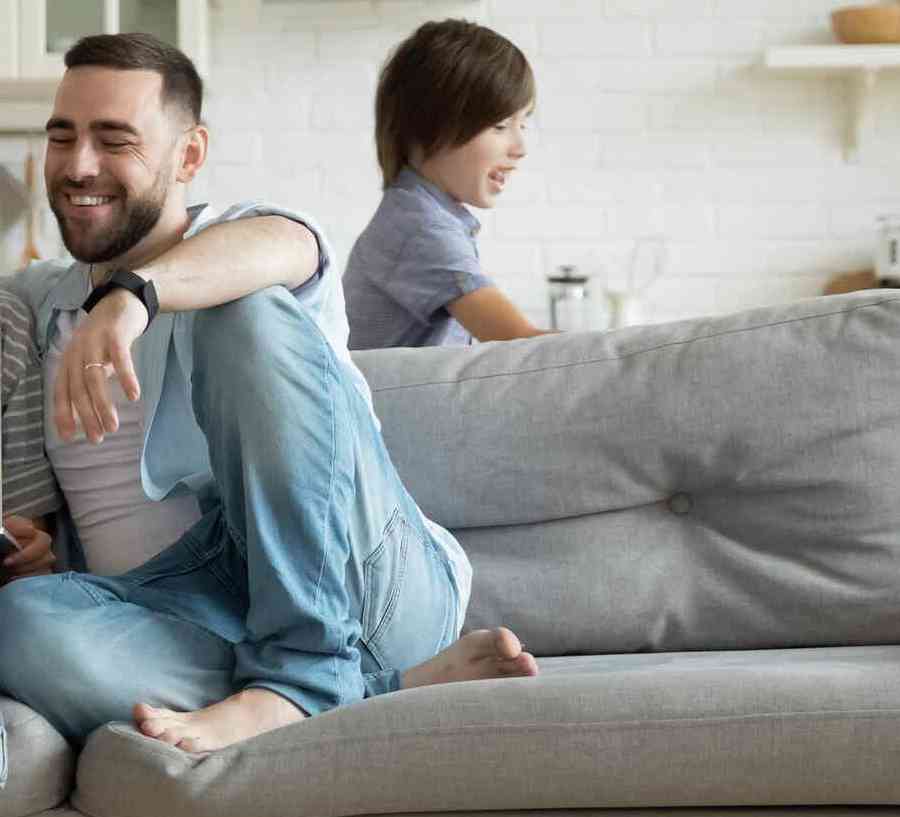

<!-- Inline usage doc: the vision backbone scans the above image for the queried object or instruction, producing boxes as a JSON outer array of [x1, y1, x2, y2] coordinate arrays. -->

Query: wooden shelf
[[764, 45, 900, 162]]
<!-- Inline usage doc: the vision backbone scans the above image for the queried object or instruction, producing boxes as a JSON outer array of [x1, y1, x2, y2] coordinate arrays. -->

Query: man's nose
[[64, 141, 101, 182]]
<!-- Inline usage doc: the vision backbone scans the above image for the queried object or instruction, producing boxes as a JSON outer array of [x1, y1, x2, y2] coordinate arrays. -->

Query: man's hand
[[2, 515, 55, 582], [55, 289, 148, 444]]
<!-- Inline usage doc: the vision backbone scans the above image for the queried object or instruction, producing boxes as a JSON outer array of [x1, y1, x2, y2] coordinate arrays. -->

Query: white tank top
[[44, 311, 201, 575]]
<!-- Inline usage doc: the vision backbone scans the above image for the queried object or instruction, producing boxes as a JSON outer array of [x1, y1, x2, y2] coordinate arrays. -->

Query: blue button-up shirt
[[344, 166, 493, 350]]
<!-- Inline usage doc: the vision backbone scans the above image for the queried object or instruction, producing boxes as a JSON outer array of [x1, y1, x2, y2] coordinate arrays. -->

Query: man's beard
[[51, 172, 169, 265]]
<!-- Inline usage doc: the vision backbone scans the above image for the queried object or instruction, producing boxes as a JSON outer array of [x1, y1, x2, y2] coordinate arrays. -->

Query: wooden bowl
[[831, 4, 900, 44]]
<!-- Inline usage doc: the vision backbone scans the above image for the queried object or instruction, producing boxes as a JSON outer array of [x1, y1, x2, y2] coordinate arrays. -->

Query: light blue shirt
[[5, 201, 373, 568], [344, 167, 493, 350]]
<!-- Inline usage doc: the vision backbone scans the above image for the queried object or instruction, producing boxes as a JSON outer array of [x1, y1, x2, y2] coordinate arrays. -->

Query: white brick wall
[[3, 0, 896, 330], [199, 0, 900, 328]]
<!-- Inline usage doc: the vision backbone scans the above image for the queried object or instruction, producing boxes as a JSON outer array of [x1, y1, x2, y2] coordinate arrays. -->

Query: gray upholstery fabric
[[32, 810, 82, 817], [355, 291, 900, 655], [18, 292, 900, 817], [0, 697, 73, 817], [75, 647, 900, 817]]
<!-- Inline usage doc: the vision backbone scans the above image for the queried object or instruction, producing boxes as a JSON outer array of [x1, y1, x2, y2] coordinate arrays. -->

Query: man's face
[[44, 67, 182, 264]]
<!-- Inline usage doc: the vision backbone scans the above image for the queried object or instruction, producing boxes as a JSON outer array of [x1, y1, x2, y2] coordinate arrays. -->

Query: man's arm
[[138, 215, 319, 312], [54, 215, 320, 444]]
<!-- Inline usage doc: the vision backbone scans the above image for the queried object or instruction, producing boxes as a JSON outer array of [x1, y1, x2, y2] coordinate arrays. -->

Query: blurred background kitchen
[[2, 0, 900, 330]]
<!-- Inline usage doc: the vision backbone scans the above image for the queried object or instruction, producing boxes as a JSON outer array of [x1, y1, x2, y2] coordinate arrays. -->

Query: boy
[[344, 19, 552, 349]]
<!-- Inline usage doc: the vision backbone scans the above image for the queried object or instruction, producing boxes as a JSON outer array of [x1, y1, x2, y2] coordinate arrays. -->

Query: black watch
[[83, 269, 159, 331]]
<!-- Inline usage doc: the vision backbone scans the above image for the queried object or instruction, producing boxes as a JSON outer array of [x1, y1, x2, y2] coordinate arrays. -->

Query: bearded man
[[0, 32, 536, 754]]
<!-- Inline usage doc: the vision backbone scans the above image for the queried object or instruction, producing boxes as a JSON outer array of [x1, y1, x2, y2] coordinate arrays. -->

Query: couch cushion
[[353, 291, 900, 655], [0, 697, 73, 817], [74, 645, 900, 816]]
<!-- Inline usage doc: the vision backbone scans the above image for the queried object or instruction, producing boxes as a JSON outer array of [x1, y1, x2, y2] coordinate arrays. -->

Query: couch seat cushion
[[74, 646, 900, 817], [0, 697, 73, 817]]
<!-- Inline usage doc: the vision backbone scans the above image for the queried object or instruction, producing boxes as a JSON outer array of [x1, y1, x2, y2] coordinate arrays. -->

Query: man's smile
[[68, 194, 114, 206]]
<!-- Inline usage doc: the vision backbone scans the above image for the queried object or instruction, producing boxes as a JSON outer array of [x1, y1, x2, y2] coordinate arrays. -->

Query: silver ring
[[83, 362, 105, 370]]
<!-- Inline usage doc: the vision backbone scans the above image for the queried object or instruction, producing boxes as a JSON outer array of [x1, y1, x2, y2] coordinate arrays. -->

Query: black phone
[[0, 530, 19, 560]]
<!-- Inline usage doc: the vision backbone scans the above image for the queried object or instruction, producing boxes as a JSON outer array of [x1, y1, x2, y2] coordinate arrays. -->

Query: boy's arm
[[447, 286, 554, 342]]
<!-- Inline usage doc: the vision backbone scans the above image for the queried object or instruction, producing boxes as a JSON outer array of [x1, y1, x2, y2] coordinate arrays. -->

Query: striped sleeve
[[0, 290, 62, 519]]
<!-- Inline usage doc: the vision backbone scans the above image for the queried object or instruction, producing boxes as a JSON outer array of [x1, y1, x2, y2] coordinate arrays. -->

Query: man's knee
[[191, 286, 335, 413], [193, 286, 319, 367], [0, 577, 71, 689]]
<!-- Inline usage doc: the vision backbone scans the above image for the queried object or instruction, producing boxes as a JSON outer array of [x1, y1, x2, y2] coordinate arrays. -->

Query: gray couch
[[6, 289, 900, 817]]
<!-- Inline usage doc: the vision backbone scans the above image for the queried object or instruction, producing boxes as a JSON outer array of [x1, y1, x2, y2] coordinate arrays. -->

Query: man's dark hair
[[65, 32, 203, 124], [376, 19, 535, 189]]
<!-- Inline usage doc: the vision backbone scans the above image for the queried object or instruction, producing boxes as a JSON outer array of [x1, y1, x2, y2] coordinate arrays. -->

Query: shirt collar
[[395, 166, 481, 237]]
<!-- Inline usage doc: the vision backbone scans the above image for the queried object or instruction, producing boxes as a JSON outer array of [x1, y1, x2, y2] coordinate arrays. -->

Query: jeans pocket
[[360, 508, 410, 659], [360, 508, 456, 672]]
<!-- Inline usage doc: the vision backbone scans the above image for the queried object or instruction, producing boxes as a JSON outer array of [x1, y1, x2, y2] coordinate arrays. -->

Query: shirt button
[[668, 493, 693, 515]]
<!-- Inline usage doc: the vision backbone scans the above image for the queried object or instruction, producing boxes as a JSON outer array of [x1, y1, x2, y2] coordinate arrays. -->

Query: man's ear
[[176, 125, 209, 183]]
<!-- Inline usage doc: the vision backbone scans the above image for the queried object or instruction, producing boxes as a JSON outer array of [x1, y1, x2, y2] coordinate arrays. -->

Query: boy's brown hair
[[375, 19, 535, 189]]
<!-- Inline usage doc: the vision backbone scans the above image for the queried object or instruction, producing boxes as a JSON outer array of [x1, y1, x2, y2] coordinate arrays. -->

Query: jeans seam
[[66, 572, 112, 606], [311, 339, 341, 704]]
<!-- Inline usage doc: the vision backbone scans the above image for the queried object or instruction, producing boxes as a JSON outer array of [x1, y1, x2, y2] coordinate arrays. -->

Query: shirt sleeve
[[198, 201, 331, 292], [0, 293, 62, 520], [383, 219, 494, 325]]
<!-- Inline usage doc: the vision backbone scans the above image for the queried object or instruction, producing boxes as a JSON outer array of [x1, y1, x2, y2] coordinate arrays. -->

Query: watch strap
[[83, 269, 159, 330]]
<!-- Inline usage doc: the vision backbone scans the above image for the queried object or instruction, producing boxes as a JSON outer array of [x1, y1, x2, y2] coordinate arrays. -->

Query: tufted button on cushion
[[668, 493, 694, 514]]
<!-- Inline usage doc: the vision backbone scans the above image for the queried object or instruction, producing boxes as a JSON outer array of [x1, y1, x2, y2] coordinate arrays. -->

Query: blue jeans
[[0, 288, 465, 744]]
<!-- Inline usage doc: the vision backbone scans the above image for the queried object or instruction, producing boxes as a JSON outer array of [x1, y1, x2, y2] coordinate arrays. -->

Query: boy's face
[[418, 105, 531, 209]]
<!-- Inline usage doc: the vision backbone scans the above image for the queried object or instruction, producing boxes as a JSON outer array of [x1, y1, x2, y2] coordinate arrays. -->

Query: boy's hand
[[2, 515, 55, 581]]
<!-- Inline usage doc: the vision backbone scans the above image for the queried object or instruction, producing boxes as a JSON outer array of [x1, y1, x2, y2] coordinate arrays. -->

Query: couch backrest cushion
[[353, 292, 900, 654]]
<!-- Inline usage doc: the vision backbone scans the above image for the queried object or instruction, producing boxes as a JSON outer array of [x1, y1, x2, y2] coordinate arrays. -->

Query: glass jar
[[547, 265, 592, 332]]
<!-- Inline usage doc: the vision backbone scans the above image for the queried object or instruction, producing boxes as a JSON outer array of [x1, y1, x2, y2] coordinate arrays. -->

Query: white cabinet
[[4, 0, 208, 82], [0, 0, 208, 131]]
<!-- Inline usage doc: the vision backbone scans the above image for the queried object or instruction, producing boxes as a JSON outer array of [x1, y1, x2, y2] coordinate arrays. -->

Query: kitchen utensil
[[20, 150, 41, 267], [831, 4, 900, 44]]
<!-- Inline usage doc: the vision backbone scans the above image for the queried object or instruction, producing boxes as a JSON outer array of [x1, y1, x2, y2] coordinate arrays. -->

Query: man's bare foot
[[402, 626, 539, 689], [133, 687, 304, 753], [134, 628, 535, 752]]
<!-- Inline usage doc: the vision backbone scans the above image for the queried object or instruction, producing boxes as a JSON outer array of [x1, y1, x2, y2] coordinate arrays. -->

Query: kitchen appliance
[[547, 265, 594, 332]]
